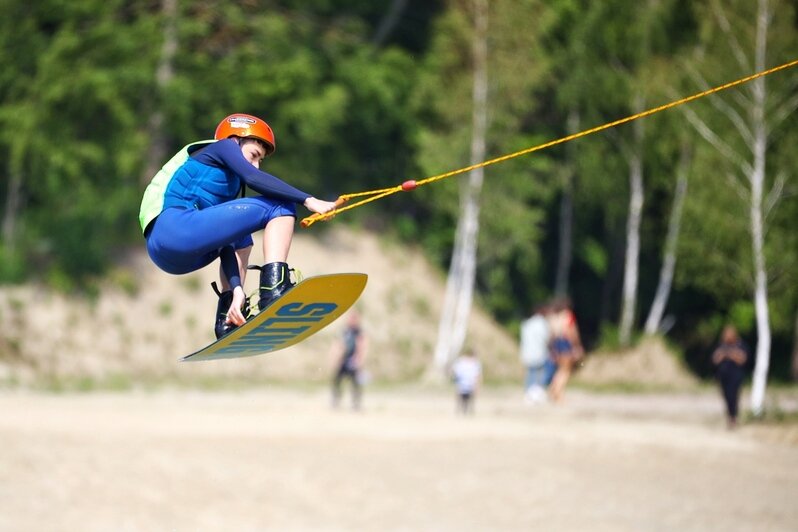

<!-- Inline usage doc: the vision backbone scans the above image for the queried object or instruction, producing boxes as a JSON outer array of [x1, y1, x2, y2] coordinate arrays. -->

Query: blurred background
[[1, 1, 797, 530], [1, 0, 797, 382]]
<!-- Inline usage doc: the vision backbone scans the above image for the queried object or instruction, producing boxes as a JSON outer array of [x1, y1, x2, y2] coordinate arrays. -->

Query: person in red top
[[547, 298, 583, 402]]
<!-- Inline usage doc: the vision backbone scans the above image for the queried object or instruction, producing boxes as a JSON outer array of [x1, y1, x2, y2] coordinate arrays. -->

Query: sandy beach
[[1, 386, 795, 532]]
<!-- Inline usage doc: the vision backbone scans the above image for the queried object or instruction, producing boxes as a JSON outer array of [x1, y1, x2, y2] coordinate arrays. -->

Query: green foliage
[[0, 0, 154, 286], [578, 238, 609, 277], [0, 244, 25, 283]]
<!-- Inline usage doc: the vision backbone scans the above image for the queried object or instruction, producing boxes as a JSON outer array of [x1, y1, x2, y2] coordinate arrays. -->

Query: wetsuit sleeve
[[197, 139, 312, 204], [219, 246, 242, 290]]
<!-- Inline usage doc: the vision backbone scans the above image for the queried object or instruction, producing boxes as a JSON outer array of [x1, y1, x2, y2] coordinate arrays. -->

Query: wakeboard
[[182, 273, 367, 362]]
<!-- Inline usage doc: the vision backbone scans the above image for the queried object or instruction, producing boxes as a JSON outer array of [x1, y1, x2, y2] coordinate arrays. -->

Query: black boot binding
[[248, 262, 295, 310], [212, 282, 251, 339]]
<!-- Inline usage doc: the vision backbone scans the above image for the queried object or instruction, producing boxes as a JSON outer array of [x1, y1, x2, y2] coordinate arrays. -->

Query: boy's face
[[239, 138, 267, 168]]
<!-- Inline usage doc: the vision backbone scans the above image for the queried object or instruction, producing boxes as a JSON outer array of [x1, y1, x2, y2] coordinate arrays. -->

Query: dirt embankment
[[0, 227, 519, 386]]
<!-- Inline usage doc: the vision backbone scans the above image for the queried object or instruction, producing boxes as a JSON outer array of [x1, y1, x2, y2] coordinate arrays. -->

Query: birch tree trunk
[[618, 94, 645, 346], [554, 110, 579, 298], [142, 0, 178, 185], [431, 0, 488, 375], [683, 0, 780, 415], [748, 0, 772, 417], [643, 143, 691, 335]]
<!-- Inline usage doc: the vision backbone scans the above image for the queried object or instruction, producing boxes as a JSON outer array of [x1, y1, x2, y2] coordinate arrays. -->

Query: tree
[[0, 0, 56, 271], [542, 0, 697, 345], [680, 0, 798, 413], [0, 0, 157, 286], [617, 90, 646, 347], [553, 111, 579, 298], [142, 0, 178, 186], [614, 0, 685, 347], [643, 141, 692, 334], [432, 0, 488, 374]]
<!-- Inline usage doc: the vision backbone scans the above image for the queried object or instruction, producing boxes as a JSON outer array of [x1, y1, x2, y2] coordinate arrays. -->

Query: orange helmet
[[214, 113, 276, 156]]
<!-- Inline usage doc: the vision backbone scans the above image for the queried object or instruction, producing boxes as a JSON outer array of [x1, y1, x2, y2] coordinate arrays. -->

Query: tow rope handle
[[300, 180, 418, 228], [300, 196, 350, 228]]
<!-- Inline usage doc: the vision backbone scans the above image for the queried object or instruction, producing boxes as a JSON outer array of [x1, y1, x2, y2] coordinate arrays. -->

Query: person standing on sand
[[712, 325, 749, 429], [451, 348, 482, 415], [332, 310, 368, 411], [547, 298, 583, 403], [520, 304, 552, 404]]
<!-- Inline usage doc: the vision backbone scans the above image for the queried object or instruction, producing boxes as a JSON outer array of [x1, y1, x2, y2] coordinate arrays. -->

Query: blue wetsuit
[[144, 139, 311, 289]]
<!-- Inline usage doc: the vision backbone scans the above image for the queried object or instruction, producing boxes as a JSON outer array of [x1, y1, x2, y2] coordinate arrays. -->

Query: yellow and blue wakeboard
[[182, 273, 367, 362]]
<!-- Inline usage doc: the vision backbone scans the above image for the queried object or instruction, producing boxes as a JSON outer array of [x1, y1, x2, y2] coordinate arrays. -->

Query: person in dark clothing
[[332, 310, 367, 411], [712, 325, 749, 429]]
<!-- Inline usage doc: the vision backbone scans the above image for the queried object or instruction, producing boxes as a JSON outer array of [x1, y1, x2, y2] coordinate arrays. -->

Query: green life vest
[[138, 140, 215, 233]]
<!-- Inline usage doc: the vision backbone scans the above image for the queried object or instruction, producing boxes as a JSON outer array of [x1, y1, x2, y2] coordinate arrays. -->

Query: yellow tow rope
[[301, 58, 798, 228]]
